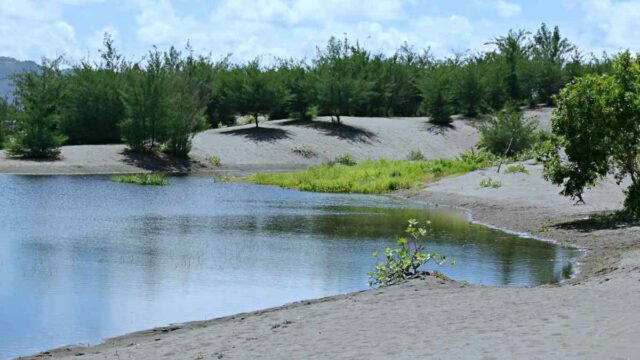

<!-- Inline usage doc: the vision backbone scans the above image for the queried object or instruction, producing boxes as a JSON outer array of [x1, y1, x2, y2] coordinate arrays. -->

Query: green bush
[[478, 109, 537, 157], [334, 153, 356, 166], [111, 173, 169, 186], [407, 149, 425, 161], [368, 219, 454, 287], [504, 164, 529, 174], [292, 144, 317, 158], [207, 155, 222, 167], [480, 178, 502, 188]]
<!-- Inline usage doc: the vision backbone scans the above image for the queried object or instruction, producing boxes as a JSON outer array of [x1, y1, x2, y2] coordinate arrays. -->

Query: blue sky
[[0, 0, 638, 63]]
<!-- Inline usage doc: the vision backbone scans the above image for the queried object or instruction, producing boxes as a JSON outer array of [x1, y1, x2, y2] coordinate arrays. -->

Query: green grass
[[504, 164, 529, 174], [111, 173, 170, 186], [247, 155, 493, 194], [479, 178, 502, 188]]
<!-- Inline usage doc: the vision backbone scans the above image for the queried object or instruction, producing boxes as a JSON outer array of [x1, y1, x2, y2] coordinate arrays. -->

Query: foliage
[[225, 59, 286, 128], [0, 97, 11, 149], [504, 164, 529, 174], [333, 153, 356, 166], [111, 173, 169, 186], [368, 219, 454, 287], [247, 156, 493, 194], [420, 65, 453, 125], [480, 178, 502, 188], [540, 51, 640, 216], [314, 37, 373, 123], [478, 109, 537, 157], [207, 155, 222, 167], [59, 34, 125, 145], [7, 58, 67, 158], [407, 149, 425, 161], [291, 144, 317, 158]]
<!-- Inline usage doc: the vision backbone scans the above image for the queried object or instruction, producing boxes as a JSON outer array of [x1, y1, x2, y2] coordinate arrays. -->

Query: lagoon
[[0, 175, 577, 358]]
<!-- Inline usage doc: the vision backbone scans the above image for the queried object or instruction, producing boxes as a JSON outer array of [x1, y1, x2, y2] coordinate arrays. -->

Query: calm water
[[0, 175, 577, 358]]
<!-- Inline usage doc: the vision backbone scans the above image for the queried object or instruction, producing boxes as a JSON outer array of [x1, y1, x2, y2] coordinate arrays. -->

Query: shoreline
[[19, 164, 640, 359]]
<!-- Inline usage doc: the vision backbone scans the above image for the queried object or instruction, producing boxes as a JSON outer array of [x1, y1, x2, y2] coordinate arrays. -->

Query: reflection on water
[[0, 175, 578, 358]]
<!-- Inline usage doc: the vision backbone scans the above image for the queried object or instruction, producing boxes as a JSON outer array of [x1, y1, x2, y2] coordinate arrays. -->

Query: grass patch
[[504, 164, 529, 174], [112, 173, 170, 186], [479, 178, 502, 188], [407, 149, 425, 161], [247, 153, 493, 194], [207, 155, 222, 167]]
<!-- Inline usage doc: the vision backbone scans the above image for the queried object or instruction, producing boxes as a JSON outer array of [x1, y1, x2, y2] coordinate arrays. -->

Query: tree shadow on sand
[[551, 211, 640, 233], [121, 150, 201, 172], [423, 122, 456, 135], [278, 119, 378, 144], [220, 127, 292, 143]]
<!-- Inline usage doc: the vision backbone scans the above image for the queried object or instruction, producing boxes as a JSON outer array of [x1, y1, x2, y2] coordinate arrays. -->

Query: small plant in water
[[480, 178, 502, 188], [207, 155, 222, 167], [504, 164, 529, 174], [407, 149, 425, 161], [292, 145, 317, 158], [112, 173, 169, 186], [368, 219, 454, 287]]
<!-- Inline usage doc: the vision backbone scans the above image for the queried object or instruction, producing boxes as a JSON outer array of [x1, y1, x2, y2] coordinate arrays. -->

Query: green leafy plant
[[480, 178, 502, 188], [478, 109, 537, 157], [407, 149, 425, 161], [368, 219, 454, 287], [111, 173, 169, 186], [207, 155, 222, 167], [334, 153, 356, 166], [504, 164, 529, 174], [292, 144, 317, 158]]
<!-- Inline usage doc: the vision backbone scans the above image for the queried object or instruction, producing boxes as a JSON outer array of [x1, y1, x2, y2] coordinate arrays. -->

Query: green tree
[[315, 37, 372, 124], [120, 50, 169, 153], [280, 60, 316, 121], [163, 48, 208, 157], [0, 97, 9, 148], [531, 23, 574, 104], [541, 51, 640, 214], [456, 58, 484, 117], [8, 58, 67, 158], [226, 59, 286, 128], [420, 65, 453, 125], [487, 29, 531, 102]]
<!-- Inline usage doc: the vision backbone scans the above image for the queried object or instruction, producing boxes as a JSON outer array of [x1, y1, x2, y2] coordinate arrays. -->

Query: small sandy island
[[10, 108, 640, 359]]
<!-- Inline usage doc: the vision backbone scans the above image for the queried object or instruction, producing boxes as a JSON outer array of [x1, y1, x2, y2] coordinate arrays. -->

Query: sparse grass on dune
[[111, 173, 170, 186], [247, 154, 494, 194]]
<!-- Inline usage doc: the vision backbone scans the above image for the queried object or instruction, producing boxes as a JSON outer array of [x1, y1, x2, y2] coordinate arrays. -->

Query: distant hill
[[0, 57, 39, 101]]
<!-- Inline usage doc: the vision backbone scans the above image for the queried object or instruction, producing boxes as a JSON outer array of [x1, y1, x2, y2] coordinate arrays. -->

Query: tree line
[[0, 23, 616, 158]]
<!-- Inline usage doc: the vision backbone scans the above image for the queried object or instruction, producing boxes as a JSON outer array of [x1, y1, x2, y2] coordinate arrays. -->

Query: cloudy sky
[[0, 0, 638, 64]]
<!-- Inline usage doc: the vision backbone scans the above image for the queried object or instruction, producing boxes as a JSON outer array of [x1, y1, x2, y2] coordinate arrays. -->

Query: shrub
[[334, 153, 356, 166], [207, 155, 222, 167], [111, 173, 169, 186], [368, 219, 454, 287], [292, 145, 317, 158], [478, 109, 537, 157], [407, 149, 425, 161], [504, 164, 529, 174], [480, 178, 502, 188]]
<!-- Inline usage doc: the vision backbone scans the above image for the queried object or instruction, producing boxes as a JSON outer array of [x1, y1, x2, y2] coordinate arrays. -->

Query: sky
[[0, 0, 639, 64]]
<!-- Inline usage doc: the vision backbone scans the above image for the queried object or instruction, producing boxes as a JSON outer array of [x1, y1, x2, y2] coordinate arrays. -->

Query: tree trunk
[[254, 113, 259, 128]]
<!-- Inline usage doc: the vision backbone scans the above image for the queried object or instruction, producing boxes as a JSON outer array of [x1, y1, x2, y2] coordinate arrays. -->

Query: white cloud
[[474, 0, 521, 18], [570, 0, 640, 52], [129, 0, 485, 62]]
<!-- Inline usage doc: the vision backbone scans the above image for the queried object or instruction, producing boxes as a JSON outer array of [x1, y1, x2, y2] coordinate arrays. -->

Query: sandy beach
[[7, 108, 640, 359]]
